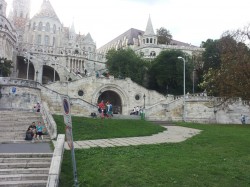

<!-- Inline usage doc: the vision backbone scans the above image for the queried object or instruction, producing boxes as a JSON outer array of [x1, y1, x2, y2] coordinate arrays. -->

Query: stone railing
[[47, 134, 65, 187], [41, 101, 57, 139], [0, 77, 39, 88]]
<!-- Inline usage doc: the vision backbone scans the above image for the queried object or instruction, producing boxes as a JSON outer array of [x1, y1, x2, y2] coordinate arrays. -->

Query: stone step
[[0, 153, 53, 158], [149, 120, 174, 126], [0, 168, 49, 175], [0, 174, 48, 182], [0, 157, 51, 163], [0, 162, 51, 169], [0, 180, 47, 187], [0, 139, 51, 144]]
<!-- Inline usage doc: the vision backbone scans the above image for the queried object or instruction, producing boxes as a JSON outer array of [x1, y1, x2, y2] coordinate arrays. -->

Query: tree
[[156, 27, 172, 45], [106, 49, 149, 86], [201, 39, 221, 72], [200, 27, 250, 99], [0, 58, 13, 77], [148, 50, 193, 95]]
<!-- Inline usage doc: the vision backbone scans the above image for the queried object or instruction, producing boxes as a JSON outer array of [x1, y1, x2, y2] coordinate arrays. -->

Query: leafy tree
[[0, 58, 13, 77], [201, 39, 221, 72], [148, 50, 193, 95], [200, 29, 250, 99], [156, 27, 172, 45], [106, 49, 149, 86]]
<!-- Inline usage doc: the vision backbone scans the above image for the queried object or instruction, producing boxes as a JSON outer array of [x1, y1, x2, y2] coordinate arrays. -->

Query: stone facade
[[0, 0, 17, 62]]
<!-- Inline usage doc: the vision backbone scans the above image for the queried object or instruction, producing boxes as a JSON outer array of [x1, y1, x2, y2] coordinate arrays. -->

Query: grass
[[58, 118, 250, 187], [53, 115, 165, 140]]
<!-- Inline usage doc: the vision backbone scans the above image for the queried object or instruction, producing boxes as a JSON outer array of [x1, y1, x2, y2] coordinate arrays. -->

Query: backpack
[[25, 133, 32, 140]]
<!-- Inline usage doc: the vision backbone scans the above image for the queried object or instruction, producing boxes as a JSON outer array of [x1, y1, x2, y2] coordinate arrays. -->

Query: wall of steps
[[0, 153, 53, 187]]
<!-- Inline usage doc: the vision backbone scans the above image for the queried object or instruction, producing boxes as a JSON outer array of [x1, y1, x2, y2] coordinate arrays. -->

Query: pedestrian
[[98, 100, 106, 118], [241, 114, 246, 124]]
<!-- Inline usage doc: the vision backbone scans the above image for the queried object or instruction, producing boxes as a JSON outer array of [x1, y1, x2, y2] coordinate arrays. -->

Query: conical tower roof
[[144, 15, 155, 36], [84, 33, 94, 42], [33, 0, 60, 22]]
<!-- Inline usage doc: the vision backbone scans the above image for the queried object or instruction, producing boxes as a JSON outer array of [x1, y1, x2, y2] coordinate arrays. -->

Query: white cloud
[[5, 0, 250, 48]]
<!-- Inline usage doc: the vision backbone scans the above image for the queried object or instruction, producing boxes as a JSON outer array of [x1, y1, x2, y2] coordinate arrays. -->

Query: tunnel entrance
[[98, 91, 122, 114]]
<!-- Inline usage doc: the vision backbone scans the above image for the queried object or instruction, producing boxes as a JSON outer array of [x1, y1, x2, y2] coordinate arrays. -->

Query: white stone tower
[[141, 15, 157, 46], [12, 0, 31, 42]]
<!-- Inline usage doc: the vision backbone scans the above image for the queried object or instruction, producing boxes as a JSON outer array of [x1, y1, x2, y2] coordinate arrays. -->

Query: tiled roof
[[33, 0, 60, 22]]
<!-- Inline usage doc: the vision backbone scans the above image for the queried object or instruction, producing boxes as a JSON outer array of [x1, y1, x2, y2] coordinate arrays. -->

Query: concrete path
[[64, 126, 201, 150]]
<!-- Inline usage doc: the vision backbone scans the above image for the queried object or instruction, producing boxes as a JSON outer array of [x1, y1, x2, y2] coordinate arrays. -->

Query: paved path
[[64, 126, 201, 150]]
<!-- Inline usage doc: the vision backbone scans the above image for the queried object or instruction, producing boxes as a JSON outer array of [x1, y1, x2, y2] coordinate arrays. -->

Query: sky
[[5, 0, 250, 48]]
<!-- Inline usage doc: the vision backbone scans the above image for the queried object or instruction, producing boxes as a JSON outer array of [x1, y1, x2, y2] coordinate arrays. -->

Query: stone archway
[[42, 65, 60, 84], [98, 90, 122, 114], [17, 56, 35, 80]]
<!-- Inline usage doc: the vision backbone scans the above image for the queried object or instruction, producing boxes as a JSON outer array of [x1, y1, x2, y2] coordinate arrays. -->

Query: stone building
[[0, 0, 17, 62], [98, 16, 204, 60], [7, 0, 105, 83]]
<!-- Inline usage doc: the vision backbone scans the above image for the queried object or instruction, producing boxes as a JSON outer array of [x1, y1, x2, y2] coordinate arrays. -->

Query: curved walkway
[[64, 126, 202, 150]]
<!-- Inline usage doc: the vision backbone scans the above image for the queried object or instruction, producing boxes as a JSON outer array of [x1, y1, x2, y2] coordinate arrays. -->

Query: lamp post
[[177, 56, 186, 122], [25, 52, 31, 80], [0, 59, 4, 77], [36, 70, 39, 82], [143, 94, 146, 109], [53, 57, 58, 82]]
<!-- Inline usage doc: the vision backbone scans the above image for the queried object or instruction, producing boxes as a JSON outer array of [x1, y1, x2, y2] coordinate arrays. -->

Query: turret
[[142, 15, 157, 45], [0, 0, 7, 17]]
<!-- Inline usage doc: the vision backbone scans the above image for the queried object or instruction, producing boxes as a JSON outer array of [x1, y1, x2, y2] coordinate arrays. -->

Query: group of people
[[130, 106, 143, 115], [97, 100, 113, 118], [25, 121, 46, 142]]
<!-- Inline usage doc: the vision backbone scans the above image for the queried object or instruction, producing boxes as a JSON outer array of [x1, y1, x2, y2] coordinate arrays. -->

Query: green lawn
[[53, 115, 165, 140], [58, 118, 250, 187]]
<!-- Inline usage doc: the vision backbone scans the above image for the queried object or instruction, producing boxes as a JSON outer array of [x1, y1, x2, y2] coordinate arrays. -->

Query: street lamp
[[143, 94, 146, 109], [24, 52, 31, 80], [0, 59, 4, 77], [36, 70, 39, 82], [53, 57, 58, 82], [177, 56, 186, 122]]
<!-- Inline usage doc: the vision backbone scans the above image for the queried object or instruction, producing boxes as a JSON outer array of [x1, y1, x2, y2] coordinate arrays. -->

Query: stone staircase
[[0, 110, 50, 143], [0, 153, 53, 187], [0, 110, 53, 187]]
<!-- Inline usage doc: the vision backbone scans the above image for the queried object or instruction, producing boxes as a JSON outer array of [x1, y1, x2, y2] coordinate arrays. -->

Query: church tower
[[12, 0, 31, 41], [0, 0, 7, 17], [141, 16, 157, 46]]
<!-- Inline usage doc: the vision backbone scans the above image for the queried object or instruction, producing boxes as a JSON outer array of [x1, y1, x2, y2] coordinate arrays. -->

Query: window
[[45, 35, 49, 46], [135, 94, 140, 100], [53, 24, 56, 34], [146, 38, 149, 43], [150, 51, 156, 56], [33, 22, 36, 30], [150, 38, 153, 43], [88, 47, 91, 51], [36, 35, 41, 45], [53, 37, 56, 46], [20, 11, 23, 18], [78, 90, 84, 96], [38, 22, 42, 31], [45, 22, 50, 32]]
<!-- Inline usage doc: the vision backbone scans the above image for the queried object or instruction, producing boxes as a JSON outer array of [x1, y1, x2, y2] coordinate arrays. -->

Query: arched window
[[36, 35, 41, 45], [45, 35, 49, 46], [38, 22, 43, 31], [150, 51, 156, 56], [53, 24, 56, 34], [146, 38, 149, 43], [45, 22, 50, 32], [150, 38, 153, 43], [33, 22, 36, 30]]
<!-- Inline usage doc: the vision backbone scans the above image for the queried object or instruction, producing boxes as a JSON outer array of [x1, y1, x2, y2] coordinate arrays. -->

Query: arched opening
[[16, 56, 35, 80], [42, 65, 60, 84], [98, 91, 122, 114]]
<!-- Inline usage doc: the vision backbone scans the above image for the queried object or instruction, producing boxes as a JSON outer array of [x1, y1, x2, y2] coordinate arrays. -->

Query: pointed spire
[[84, 33, 94, 42], [144, 15, 155, 36], [70, 18, 75, 34]]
